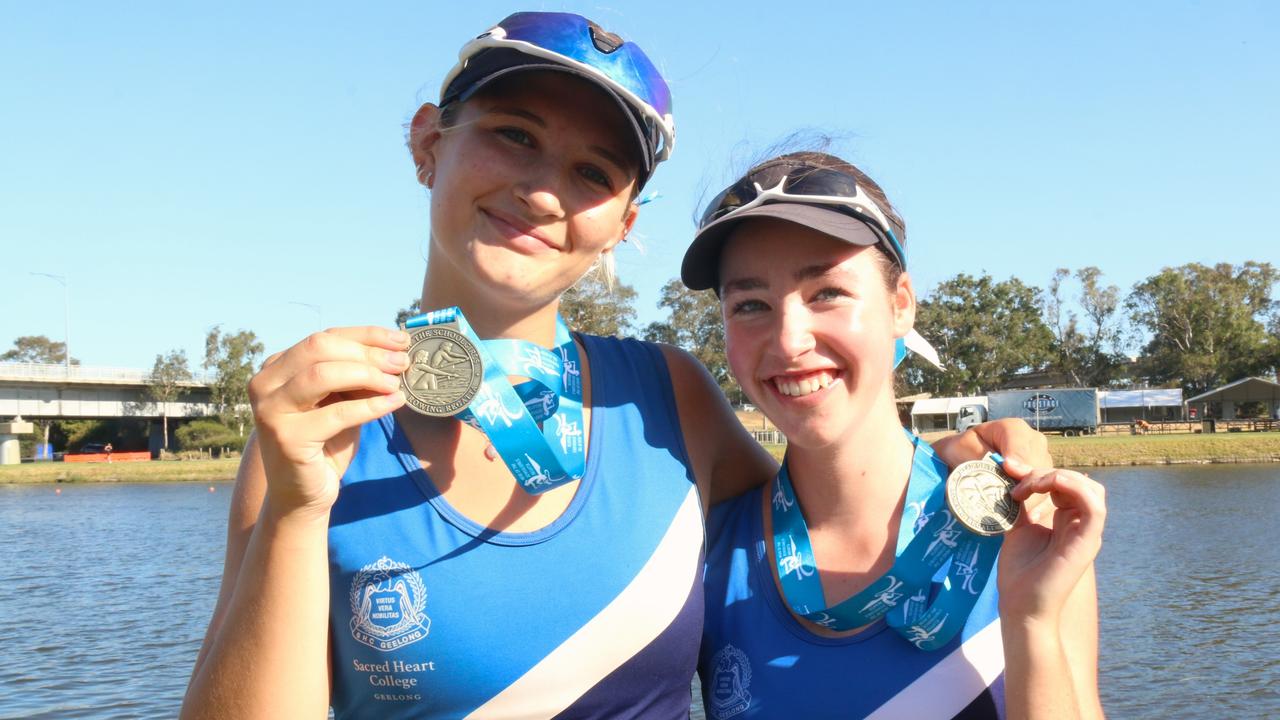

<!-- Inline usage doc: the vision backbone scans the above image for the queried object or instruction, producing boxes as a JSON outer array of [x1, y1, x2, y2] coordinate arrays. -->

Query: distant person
[[684, 151, 1106, 718], [182, 14, 1048, 719]]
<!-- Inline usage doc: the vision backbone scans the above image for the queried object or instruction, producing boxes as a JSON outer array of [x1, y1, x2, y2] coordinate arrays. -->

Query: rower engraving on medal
[[945, 456, 1021, 536], [400, 327, 483, 416]]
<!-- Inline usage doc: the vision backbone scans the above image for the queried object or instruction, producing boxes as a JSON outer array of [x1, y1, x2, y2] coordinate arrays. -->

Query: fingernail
[[388, 351, 409, 367], [384, 373, 402, 390], [1003, 455, 1029, 473], [390, 330, 410, 344]]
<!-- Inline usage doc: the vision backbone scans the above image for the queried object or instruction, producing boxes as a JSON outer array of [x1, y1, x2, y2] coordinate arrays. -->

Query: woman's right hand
[[248, 326, 410, 516]]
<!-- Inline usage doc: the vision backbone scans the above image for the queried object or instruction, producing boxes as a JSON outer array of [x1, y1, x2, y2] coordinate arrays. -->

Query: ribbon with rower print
[[770, 431, 1003, 649], [404, 307, 585, 494]]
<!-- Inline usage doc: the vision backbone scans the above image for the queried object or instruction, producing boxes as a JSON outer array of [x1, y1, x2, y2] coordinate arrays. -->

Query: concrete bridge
[[0, 362, 222, 460]]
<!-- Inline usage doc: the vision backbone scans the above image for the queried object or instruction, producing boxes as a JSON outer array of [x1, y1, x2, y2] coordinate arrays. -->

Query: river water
[[0, 465, 1277, 718]]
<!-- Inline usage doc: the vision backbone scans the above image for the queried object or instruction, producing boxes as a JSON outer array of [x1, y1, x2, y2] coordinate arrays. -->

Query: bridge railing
[[0, 362, 216, 386]]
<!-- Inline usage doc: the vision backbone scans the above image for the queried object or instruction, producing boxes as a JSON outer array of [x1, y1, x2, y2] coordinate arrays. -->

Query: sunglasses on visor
[[444, 12, 675, 163], [700, 162, 907, 269]]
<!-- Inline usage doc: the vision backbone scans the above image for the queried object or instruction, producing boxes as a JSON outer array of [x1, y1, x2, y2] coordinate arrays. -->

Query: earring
[[426, 172, 435, 188]]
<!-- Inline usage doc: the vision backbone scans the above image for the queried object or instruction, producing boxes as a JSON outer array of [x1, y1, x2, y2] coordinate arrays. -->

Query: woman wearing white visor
[[686, 152, 1106, 720]]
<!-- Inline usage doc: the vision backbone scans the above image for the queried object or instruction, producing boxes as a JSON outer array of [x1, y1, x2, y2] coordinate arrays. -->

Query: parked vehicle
[[957, 388, 1100, 436]]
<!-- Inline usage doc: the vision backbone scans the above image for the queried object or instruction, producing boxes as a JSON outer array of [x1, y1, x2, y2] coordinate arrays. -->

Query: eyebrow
[[720, 262, 845, 295], [720, 276, 768, 295], [489, 107, 634, 177], [795, 262, 841, 282], [490, 107, 546, 127]]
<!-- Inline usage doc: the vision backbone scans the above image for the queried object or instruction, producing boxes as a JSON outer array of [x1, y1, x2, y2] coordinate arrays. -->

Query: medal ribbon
[[771, 432, 1002, 649], [404, 307, 585, 494]]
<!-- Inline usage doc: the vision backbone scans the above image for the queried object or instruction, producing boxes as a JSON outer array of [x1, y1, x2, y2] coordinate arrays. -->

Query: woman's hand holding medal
[[248, 327, 410, 517], [997, 467, 1108, 626]]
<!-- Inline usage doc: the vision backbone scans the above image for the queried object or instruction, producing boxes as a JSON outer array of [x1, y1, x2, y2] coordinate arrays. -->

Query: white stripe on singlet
[[465, 486, 704, 720], [864, 618, 1005, 720]]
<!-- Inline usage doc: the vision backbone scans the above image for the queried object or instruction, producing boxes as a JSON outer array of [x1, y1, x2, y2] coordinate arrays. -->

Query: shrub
[[176, 420, 247, 456]]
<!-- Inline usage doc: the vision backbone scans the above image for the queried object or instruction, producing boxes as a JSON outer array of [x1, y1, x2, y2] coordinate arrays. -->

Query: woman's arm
[[187, 436, 267, 683], [657, 344, 777, 508], [660, 348, 1059, 508], [999, 469, 1107, 720], [181, 327, 410, 719]]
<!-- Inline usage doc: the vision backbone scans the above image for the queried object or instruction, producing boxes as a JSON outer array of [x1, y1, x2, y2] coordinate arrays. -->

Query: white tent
[[910, 396, 987, 432], [1097, 389, 1183, 408], [1096, 388, 1184, 423]]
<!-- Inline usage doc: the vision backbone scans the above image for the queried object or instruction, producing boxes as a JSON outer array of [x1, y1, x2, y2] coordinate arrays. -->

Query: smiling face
[[719, 217, 915, 449], [410, 71, 640, 313]]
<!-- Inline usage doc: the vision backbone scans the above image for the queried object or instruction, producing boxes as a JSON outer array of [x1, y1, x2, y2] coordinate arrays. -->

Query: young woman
[[181, 14, 1051, 719], [685, 152, 1106, 719]]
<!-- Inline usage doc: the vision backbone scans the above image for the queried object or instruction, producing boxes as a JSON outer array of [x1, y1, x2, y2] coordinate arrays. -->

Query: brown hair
[[754, 150, 905, 291]]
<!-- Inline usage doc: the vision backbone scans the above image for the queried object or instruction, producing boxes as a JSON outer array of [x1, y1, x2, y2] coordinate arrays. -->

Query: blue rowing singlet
[[328, 334, 704, 719], [699, 441, 1006, 719]]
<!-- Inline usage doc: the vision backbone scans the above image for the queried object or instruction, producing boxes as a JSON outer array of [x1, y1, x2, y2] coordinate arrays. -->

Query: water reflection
[[0, 465, 1277, 717], [1091, 464, 1280, 718], [0, 483, 230, 719]]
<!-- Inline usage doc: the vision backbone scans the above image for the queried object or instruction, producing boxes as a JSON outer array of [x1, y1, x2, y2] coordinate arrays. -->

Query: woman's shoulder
[[707, 485, 762, 550]]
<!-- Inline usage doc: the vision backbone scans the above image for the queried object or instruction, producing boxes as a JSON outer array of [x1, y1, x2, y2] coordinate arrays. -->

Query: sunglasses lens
[[782, 167, 859, 198], [497, 13, 672, 118]]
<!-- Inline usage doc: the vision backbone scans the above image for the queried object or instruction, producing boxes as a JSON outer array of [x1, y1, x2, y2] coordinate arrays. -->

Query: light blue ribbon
[[771, 432, 1003, 648], [404, 307, 585, 494]]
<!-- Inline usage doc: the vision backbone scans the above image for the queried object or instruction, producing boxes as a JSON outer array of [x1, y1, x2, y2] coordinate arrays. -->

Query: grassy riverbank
[[0, 458, 240, 484], [1047, 432, 1280, 467], [763, 431, 1280, 467], [5, 432, 1277, 483]]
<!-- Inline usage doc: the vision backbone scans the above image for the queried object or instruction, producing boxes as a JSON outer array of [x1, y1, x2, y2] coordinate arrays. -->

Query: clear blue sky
[[2, 1, 1277, 370]]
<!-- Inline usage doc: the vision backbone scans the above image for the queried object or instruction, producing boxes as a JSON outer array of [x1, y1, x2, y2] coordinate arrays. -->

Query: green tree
[[395, 299, 421, 328], [1127, 261, 1278, 394], [1, 335, 79, 364], [176, 419, 246, 456], [146, 349, 193, 451], [907, 273, 1054, 396], [4, 336, 80, 454], [560, 272, 639, 337], [204, 327, 264, 436], [1044, 267, 1126, 387], [642, 279, 742, 404], [394, 272, 641, 338], [1044, 268, 1087, 386]]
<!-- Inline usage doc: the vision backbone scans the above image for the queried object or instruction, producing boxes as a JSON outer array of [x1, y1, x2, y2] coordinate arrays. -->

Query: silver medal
[[399, 326, 483, 417], [945, 455, 1020, 536]]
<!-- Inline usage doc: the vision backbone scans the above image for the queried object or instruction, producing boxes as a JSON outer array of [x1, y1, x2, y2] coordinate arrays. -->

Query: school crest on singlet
[[349, 556, 431, 652], [709, 644, 752, 718]]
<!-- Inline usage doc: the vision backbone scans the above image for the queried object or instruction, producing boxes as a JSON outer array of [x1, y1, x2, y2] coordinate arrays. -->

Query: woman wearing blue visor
[[685, 152, 1106, 719], [183, 13, 1050, 719]]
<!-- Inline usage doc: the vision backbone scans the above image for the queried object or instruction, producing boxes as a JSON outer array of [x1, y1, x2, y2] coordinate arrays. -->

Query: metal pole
[[289, 301, 324, 331], [63, 279, 70, 372], [30, 272, 70, 373]]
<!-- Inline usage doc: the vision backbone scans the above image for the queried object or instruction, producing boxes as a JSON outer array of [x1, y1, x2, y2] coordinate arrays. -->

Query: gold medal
[[944, 455, 1020, 536], [399, 326, 483, 417]]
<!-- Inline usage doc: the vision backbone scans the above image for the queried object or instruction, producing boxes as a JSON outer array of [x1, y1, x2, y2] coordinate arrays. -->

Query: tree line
[[6, 259, 1275, 455], [549, 261, 1280, 403]]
